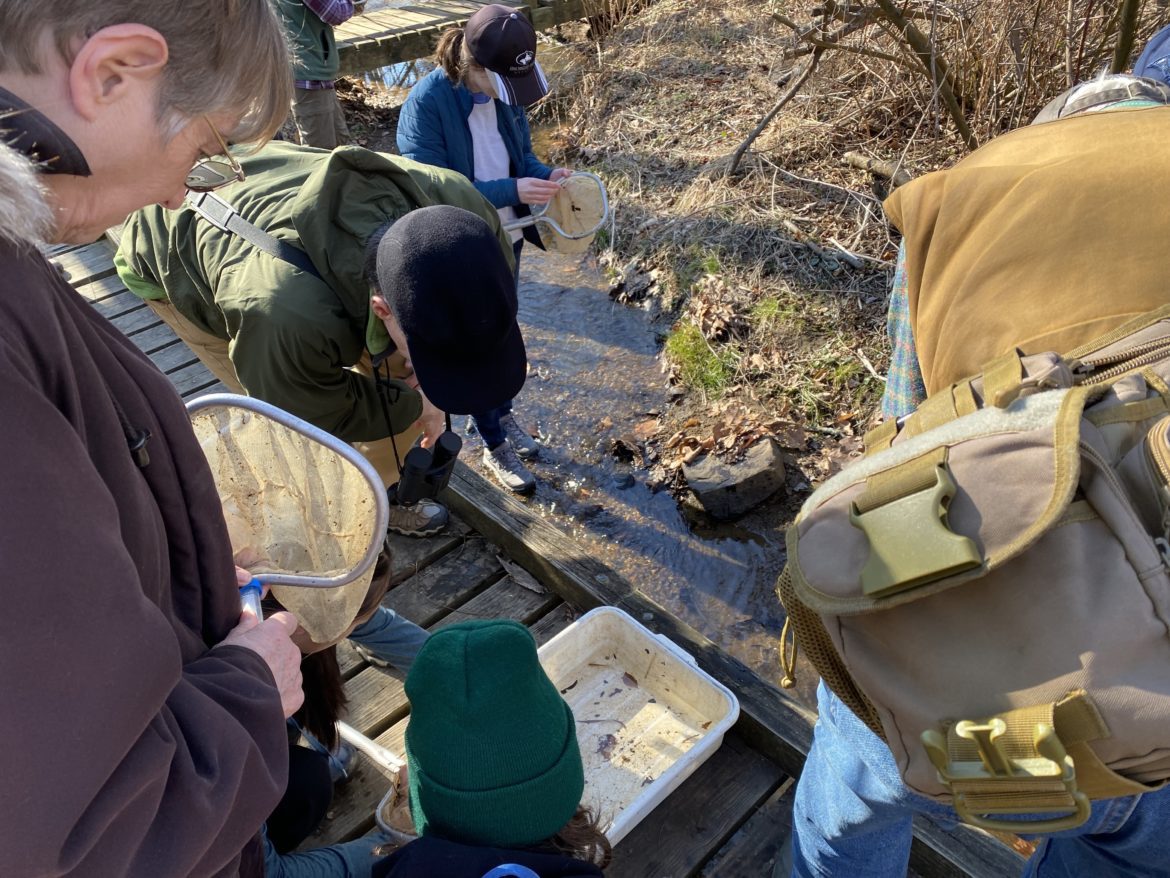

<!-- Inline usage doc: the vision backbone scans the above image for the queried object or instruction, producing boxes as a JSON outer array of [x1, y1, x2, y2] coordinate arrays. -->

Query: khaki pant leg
[[145, 299, 244, 393], [350, 351, 423, 489], [148, 297, 419, 488], [292, 88, 343, 149]]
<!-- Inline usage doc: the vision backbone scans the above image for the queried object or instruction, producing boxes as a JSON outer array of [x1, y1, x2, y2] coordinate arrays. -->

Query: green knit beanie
[[404, 619, 584, 848]]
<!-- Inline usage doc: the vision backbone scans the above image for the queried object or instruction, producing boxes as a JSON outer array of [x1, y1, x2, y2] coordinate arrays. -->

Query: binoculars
[[392, 430, 462, 506]]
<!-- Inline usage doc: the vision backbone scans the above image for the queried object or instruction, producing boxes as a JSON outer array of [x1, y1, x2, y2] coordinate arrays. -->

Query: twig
[[728, 46, 824, 176], [843, 151, 912, 188], [1112, 0, 1141, 73], [855, 348, 886, 383], [827, 236, 890, 269], [870, 0, 978, 151]]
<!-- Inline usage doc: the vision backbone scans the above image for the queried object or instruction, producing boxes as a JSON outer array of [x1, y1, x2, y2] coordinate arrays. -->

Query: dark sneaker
[[386, 498, 449, 536], [500, 412, 540, 459], [483, 443, 536, 494]]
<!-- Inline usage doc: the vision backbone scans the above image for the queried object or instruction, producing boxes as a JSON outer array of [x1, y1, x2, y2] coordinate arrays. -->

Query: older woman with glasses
[[0, 2, 312, 876]]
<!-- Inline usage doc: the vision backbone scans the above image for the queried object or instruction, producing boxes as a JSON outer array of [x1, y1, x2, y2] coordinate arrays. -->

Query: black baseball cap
[[375, 206, 527, 415], [465, 4, 549, 107]]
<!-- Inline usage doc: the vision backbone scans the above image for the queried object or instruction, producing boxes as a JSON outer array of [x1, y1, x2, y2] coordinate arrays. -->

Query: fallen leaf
[[633, 418, 660, 441], [496, 555, 547, 595]]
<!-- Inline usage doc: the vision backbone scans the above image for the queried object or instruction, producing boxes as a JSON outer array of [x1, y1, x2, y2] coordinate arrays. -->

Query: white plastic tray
[[537, 606, 740, 844]]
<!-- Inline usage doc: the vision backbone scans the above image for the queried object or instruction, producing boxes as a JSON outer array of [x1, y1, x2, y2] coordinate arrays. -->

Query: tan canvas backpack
[[779, 306, 1170, 833]]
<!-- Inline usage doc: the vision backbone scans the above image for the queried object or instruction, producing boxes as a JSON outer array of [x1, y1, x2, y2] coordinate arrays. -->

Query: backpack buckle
[[850, 458, 982, 598], [922, 720, 1091, 833]]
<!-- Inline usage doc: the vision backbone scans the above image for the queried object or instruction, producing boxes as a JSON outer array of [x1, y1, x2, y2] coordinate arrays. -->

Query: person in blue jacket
[[397, 4, 570, 495]]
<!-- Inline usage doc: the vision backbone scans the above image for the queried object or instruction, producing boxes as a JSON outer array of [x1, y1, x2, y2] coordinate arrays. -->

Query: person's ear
[[370, 294, 393, 321], [67, 24, 169, 122]]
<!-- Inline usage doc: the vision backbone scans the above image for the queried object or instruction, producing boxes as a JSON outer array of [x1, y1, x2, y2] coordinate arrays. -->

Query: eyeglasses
[[185, 118, 246, 192]]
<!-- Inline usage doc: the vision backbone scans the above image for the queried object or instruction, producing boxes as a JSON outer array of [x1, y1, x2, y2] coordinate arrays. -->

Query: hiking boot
[[483, 443, 536, 494], [500, 412, 540, 459], [386, 498, 449, 537]]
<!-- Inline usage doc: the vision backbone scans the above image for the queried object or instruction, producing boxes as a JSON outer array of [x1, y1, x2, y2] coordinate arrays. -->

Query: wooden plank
[[606, 732, 785, 878], [181, 380, 230, 400], [700, 779, 794, 877], [125, 322, 185, 355], [909, 817, 1024, 878], [529, 601, 578, 645], [109, 304, 163, 337], [151, 339, 201, 374], [89, 291, 150, 326], [336, 0, 579, 73], [52, 241, 117, 287], [46, 240, 88, 257], [168, 361, 219, 396], [386, 516, 475, 588], [430, 571, 560, 631], [442, 463, 1024, 878], [381, 533, 505, 627], [74, 273, 129, 305]]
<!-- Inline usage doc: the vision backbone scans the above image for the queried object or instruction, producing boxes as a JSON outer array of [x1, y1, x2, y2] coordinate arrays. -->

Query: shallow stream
[[461, 248, 799, 696]]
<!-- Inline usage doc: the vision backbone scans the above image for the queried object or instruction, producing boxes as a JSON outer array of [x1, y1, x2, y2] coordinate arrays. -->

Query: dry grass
[[538, 0, 1167, 448]]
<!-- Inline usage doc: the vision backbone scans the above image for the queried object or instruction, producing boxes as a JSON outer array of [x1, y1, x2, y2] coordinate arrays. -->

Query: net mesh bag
[[539, 174, 606, 254], [189, 403, 380, 645]]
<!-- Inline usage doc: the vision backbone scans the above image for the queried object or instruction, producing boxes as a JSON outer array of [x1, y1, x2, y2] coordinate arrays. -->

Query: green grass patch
[[665, 323, 736, 395]]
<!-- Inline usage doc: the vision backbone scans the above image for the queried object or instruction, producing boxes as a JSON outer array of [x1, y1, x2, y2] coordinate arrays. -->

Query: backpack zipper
[[1072, 338, 1170, 384]]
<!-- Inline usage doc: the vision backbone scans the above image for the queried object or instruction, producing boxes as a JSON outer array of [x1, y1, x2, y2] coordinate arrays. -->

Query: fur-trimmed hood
[[0, 139, 52, 247]]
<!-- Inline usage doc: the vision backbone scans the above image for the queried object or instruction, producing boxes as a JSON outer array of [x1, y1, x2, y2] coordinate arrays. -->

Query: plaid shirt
[[294, 0, 355, 88], [880, 241, 926, 419]]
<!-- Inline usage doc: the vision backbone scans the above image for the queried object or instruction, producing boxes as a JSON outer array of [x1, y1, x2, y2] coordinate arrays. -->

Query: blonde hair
[[0, 0, 292, 146]]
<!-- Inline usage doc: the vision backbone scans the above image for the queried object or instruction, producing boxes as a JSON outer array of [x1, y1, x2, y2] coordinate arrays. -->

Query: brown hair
[[0, 0, 292, 146], [295, 646, 347, 751], [546, 805, 612, 868], [435, 26, 476, 85]]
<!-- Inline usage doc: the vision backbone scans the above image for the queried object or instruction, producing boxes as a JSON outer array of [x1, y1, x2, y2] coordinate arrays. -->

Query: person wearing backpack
[[782, 76, 1170, 878], [371, 620, 610, 877]]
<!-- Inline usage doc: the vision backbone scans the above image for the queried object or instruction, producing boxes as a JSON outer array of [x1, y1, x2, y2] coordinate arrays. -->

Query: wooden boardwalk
[[336, 0, 590, 76], [50, 236, 1025, 876]]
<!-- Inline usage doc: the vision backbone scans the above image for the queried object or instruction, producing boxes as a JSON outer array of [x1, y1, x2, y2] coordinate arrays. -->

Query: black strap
[[187, 191, 322, 280]]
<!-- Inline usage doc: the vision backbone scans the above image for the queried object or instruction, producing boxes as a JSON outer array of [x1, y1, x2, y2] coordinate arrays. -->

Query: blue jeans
[[471, 399, 514, 450], [348, 605, 429, 672], [470, 239, 524, 449], [792, 682, 1170, 877]]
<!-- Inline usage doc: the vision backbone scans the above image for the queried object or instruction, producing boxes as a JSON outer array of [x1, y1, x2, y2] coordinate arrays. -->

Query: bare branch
[[728, 47, 825, 177]]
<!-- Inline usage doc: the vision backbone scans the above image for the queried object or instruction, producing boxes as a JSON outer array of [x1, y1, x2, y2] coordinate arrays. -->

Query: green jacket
[[277, 0, 339, 82], [116, 142, 514, 443]]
